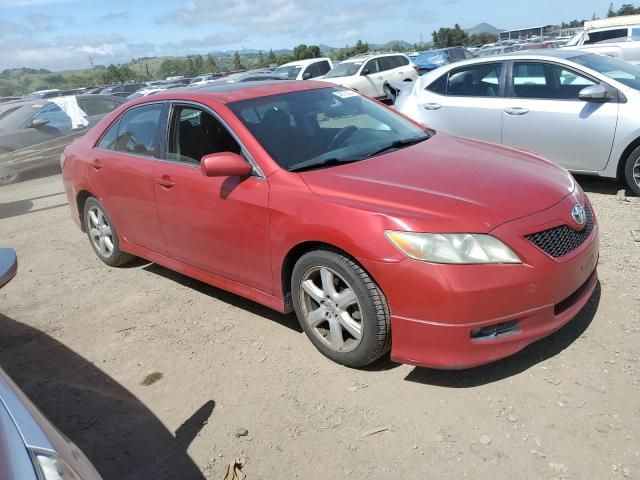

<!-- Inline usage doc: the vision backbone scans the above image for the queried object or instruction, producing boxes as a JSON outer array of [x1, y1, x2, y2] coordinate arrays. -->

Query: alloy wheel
[[299, 266, 363, 353], [634, 156, 640, 189], [87, 206, 114, 259]]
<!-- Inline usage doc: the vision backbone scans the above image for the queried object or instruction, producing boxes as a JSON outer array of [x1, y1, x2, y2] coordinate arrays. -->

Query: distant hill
[[465, 23, 503, 35]]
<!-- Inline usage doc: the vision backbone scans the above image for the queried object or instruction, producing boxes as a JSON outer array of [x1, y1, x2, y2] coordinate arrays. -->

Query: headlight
[[34, 451, 82, 480], [385, 231, 522, 264]]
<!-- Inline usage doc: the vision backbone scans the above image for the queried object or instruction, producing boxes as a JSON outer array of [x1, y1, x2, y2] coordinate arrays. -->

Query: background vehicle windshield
[[324, 62, 362, 78], [415, 51, 446, 65], [572, 53, 640, 89], [275, 65, 303, 79], [228, 87, 428, 171]]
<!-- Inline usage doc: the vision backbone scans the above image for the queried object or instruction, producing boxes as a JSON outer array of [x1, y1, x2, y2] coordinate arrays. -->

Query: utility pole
[[88, 55, 97, 86]]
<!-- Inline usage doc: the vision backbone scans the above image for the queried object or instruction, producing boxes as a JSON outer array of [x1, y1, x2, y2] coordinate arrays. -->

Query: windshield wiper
[[288, 157, 362, 172], [366, 136, 429, 158]]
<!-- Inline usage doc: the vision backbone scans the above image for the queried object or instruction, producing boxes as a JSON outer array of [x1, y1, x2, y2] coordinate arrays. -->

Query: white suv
[[319, 53, 417, 99], [274, 58, 333, 80]]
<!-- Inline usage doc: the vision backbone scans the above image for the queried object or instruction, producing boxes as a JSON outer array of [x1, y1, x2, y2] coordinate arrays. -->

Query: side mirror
[[362, 69, 371, 76], [302, 71, 312, 80], [579, 84, 610, 102], [200, 152, 251, 178], [28, 118, 49, 128], [0, 248, 17, 289]]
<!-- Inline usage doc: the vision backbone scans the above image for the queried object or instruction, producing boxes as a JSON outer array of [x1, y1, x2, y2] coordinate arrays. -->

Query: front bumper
[[360, 194, 599, 369]]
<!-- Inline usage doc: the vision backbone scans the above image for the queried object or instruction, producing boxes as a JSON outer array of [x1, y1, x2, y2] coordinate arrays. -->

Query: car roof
[[435, 49, 589, 70], [133, 80, 330, 104], [278, 57, 331, 67], [342, 52, 407, 63]]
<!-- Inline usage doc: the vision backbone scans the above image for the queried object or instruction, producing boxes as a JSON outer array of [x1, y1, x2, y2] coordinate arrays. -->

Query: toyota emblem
[[571, 204, 586, 226]]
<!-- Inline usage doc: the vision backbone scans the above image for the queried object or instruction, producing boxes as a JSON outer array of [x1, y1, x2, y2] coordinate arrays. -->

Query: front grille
[[526, 206, 594, 258]]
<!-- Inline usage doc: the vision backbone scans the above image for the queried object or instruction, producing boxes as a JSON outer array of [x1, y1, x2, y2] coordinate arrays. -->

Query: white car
[[319, 53, 417, 99], [563, 15, 640, 65], [389, 50, 640, 195], [274, 58, 333, 80]]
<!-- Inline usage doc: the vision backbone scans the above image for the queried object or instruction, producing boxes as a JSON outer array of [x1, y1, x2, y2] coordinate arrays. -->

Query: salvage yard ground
[[0, 173, 639, 480]]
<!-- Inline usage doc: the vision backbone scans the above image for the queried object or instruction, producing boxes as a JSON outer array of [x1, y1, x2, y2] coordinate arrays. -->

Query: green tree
[[257, 50, 265, 67], [205, 54, 219, 73], [233, 51, 242, 70], [193, 54, 204, 74], [267, 49, 277, 65], [307, 45, 321, 58], [432, 24, 468, 48]]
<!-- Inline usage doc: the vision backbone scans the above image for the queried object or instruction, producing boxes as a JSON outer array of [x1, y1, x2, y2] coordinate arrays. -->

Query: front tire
[[83, 197, 133, 267], [291, 249, 391, 368], [624, 146, 640, 196]]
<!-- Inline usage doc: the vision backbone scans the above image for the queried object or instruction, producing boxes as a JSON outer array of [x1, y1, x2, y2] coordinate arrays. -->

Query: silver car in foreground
[[0, 248, 102, 480], [389, 50, 640, 195]]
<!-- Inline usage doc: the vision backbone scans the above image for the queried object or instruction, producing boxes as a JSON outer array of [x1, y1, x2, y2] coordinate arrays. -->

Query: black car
[[100, 83, 147, 98], [0, 94, 125, 184]]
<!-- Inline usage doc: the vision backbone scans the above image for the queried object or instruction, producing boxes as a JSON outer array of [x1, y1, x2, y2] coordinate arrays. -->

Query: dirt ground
[[0, 173, 639, 480]]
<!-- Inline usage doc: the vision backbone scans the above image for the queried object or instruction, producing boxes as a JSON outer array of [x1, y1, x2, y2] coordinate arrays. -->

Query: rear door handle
[[90, 159, 103, 170], [155, 176, 175, 189], [504, 107, 529, 116], [422, 103, 442, 110]]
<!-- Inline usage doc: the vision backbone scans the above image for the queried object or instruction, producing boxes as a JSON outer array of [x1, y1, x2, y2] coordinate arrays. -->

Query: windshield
[[571, 53, 640, 90], [227, 87, 429, 171], [324, 62, 362, 78], [275, 65, 303, 79]]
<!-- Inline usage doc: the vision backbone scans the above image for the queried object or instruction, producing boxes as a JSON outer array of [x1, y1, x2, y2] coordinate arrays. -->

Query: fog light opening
[[470, 320, 520, 341]]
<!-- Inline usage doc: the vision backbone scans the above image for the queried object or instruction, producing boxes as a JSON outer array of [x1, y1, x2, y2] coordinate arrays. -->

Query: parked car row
[[387, 49, 640, 195], [0, 94, 125, 184]]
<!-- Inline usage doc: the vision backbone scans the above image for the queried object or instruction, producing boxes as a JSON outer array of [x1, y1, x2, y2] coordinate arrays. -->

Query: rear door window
[[445, 63, 502, 97], [114, 103, 163, 157], [378, 57, 397, 72]]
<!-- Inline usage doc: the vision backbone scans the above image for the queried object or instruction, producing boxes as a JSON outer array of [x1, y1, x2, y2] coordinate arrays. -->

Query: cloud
[[95, 9, 129, 22], [0, 0, 70, 5], [157, 0, 391, 41]]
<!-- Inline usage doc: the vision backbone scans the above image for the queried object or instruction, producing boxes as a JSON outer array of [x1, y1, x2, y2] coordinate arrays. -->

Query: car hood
[[298, 133, 576, 232]]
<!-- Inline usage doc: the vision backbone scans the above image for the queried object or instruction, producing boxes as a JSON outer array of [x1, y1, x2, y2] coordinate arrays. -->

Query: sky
[[0, 0, 617, 71]]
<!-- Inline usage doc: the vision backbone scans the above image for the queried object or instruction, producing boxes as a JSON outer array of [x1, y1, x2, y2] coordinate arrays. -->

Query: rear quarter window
[[427, 75, 447, 95]]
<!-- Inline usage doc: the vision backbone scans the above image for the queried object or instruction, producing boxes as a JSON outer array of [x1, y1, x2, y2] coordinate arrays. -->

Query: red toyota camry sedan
[[62, 81, 598, 369]]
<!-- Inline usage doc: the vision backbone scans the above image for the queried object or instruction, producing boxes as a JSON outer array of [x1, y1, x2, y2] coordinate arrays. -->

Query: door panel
[[418, 62, 505, 144], [153, 162, 272, 293], [502, 61, 619, 172], [88, 102, 167, 254], [88, 150, 167, 254], [501, 100, 618, 171]]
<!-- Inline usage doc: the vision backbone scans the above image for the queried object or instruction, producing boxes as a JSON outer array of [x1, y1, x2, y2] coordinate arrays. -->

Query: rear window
[[586, 28, 628, 44]]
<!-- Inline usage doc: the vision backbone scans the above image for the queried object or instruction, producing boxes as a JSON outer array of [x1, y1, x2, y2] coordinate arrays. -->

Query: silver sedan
[[390, 50, 640, 195]]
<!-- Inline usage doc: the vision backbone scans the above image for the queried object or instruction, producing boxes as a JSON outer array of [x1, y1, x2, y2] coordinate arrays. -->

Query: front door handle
[[504, 107, 530, 116], [422, 103, 442, 110], [156, 176, 175, 189], [90, 159, 103, 170], [377, 76, 383, 80]]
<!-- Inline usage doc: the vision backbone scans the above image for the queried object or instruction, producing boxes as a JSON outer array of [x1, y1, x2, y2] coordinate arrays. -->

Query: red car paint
[[62, 81, 598, 368]]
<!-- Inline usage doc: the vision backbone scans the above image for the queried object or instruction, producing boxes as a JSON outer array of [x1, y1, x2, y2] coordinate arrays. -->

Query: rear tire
[[624, 146, 640, 196], [291, 249, 391, 368], [83, 197, 134, 267]]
